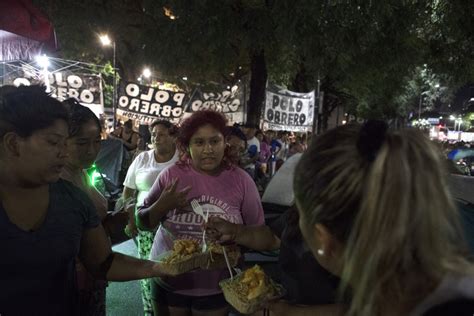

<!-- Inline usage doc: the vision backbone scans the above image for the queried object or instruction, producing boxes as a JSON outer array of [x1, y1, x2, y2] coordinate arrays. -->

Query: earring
[[317, 249, 324, 256]]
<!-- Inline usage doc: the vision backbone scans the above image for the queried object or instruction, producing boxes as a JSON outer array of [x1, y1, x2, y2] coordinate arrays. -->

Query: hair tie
[[357, 120, 388, 162]]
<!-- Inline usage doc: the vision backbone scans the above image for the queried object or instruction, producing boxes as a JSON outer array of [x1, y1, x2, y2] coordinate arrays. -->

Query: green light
[[86, 164, 101, 188]]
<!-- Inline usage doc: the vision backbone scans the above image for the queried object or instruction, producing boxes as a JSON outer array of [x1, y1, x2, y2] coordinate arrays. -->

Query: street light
[[35, 55, 51, 92], [99, 34, 117, 129], [143, 68, 151, 79]]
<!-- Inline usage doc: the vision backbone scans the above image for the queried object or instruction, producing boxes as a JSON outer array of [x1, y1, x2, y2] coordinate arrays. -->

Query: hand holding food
[[220, 265, 285, 314]]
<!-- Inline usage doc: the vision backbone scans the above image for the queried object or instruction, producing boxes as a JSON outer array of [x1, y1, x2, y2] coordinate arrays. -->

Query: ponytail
[[294, 123, 473, 315]]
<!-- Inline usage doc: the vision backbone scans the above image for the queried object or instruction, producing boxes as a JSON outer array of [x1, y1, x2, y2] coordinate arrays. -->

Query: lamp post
[[36, 55, 50, 92], [99, 34, 117, 129]]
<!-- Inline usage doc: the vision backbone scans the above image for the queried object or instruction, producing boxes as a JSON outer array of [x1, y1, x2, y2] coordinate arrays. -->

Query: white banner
[[5, 67, 104, 117], [263, 84, 315, 132]]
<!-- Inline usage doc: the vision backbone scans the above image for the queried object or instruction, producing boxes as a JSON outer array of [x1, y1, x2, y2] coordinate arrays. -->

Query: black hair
[[62, 98, 101, 137], [227, 126, 247, 148], [0, 85, 69, 138], [150, 119, 178, 136], [124, 120, 133, 129]]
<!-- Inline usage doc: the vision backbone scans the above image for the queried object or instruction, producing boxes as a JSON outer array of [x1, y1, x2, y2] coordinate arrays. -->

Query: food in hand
[[158, 239, 207, 275], [202, 242, 240, 269], [163, 239, 200, 264], [220, 265, 284, 314]]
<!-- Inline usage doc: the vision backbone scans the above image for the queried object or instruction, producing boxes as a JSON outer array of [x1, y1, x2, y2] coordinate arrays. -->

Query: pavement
[[107, 239, 143, 316]]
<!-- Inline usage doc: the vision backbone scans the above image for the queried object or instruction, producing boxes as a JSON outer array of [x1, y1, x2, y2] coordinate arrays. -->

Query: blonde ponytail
[[294, 124, 473, 316]]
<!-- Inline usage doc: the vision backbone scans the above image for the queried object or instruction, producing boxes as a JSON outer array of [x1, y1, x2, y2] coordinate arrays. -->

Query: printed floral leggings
[[137, 229, 155, 315]]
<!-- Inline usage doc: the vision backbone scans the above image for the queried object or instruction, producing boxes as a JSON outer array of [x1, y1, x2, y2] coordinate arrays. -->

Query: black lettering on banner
[[288, 99, 295, 112], [272, 95, 280, 109], [296, 100, 303, 112], [294, 113, 299, 125], [280, 97, 287, 111], [281, 112, 288, 125], [288, 113, 294, 125], [275, 111, 281, 123], [267, 109, 274, 122], [229, 99, 240, 112], [187, 87, 243, 116], [299, 113, 306, 125]]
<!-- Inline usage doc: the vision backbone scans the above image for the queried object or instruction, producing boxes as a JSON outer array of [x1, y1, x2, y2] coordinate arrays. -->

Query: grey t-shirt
[[410, 275, 474, 315], [0, 179, 100, 316]]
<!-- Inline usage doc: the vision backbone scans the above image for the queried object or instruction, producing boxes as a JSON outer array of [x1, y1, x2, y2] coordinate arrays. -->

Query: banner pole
[[112, 41, 117, 130], [313, 75, 321, 134]]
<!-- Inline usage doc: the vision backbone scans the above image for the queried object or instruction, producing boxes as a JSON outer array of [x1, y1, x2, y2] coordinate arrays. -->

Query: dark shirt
[[0, 180, 100, 316], [270, 210, 340, 305]]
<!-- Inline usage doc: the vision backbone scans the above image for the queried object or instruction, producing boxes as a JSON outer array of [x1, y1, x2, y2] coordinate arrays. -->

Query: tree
[[37, 0, 474, 126]]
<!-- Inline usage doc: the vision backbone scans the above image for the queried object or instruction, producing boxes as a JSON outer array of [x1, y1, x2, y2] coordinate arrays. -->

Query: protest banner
[[263, 84, 315, 132], [184, 85, 245, 124], [117, 82, 186, 124], [4, 65, 104, 116]]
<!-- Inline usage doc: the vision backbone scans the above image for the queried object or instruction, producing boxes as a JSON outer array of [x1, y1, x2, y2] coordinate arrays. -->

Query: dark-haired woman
[[138, 110, 265, 316], [0, 86, 173, 315], [122, 119, 179, 316], [110, 119, 139, 151], [61, 99, 108, 315]]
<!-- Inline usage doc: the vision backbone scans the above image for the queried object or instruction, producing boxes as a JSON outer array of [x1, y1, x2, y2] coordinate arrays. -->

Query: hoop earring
[[317, 249, 324, 256]]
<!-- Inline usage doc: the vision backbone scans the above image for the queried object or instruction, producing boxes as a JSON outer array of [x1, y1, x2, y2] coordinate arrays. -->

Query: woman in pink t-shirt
[[137, 110, 265, 316]]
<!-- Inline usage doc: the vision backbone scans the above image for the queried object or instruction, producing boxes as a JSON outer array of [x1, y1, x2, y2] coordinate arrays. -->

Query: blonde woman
[[294, 121, 474, 316]]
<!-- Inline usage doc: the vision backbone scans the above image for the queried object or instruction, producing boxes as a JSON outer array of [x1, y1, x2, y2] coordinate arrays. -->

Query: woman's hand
[[205, 216, 240, 243], [156, 178, 191, 212], [125, 217, 139, 238]]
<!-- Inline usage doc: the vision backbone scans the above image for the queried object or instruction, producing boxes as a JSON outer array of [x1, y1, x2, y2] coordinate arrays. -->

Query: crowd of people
[[1, 85, 473, 316]]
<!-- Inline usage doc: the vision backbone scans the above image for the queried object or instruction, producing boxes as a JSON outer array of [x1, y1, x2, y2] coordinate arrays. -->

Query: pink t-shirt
[[145, 163, 265, 296]]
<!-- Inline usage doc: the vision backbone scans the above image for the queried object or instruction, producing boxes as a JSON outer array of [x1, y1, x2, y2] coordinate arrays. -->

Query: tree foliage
[[36, 0, 474, 124]]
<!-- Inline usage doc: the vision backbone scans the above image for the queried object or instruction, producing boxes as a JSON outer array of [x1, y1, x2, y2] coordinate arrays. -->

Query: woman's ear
[[314, 223, 332, 254], [2, 132, 21, 157], [313, 223, 343, 275]]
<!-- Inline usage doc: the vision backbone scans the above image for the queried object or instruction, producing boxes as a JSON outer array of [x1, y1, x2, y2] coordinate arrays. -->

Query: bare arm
[[79, 224, 168, 281], [122, 186, 138, 236], [122, 133, 139, 150], [136, 200, 170, 231], [136, 179, 191, 231], [82, 170, 108, 221], [206, 217, 280, 251]]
